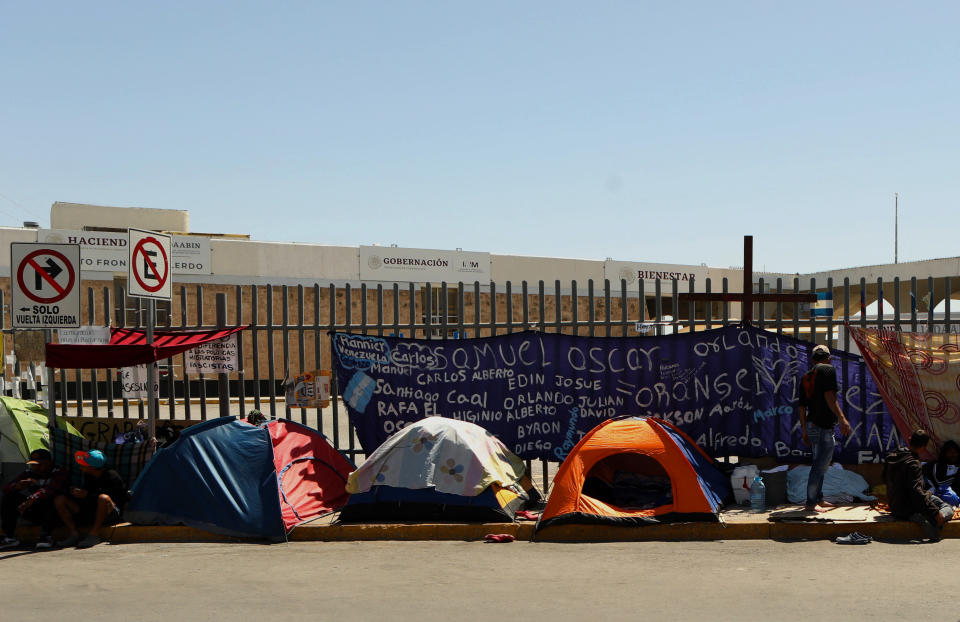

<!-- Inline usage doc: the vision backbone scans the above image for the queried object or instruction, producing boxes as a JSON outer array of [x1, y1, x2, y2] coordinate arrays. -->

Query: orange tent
[[536, 417, 731, 532]]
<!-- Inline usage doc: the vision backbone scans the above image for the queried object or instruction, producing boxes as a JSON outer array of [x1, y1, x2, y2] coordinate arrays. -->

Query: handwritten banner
[[185, 334, 239, 374], [332, 325, 898, 464]]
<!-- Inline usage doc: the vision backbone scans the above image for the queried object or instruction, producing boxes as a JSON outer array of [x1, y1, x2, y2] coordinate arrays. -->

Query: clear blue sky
[[2, 2, 958, 273]]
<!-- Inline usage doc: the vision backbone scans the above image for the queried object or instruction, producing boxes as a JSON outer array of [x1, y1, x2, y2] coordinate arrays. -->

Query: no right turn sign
[[11, 242, 81, 328]]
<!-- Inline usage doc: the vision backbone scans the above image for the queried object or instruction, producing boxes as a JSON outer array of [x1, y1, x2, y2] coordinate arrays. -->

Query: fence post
[[216, 293, 230, 417]]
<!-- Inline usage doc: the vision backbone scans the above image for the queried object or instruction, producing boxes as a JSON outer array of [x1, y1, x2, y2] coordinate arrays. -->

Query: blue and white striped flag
[[812, 291, 833, 317]]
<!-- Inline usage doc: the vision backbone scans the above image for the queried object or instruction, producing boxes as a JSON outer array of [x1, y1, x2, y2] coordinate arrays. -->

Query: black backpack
[[882, 448, 917, 517], [800, 367, 819, 400]]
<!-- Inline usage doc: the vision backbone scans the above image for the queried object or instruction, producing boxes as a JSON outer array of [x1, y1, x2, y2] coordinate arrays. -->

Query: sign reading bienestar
[[602, 259, 740, 294], [360, 246, 491, 283], [38, 229, 211, 274]]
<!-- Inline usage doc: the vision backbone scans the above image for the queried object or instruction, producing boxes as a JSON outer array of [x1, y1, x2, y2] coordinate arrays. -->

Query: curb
[[14, 519, 959, 544]]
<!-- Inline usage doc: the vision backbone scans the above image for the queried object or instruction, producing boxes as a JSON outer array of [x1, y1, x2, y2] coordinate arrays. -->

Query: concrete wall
[[210, 239, 359, 281], [491, 254, 604, 286]]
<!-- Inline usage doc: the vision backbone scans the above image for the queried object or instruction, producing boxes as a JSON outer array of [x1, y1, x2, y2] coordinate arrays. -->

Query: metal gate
[[3, 274, 958, 484]]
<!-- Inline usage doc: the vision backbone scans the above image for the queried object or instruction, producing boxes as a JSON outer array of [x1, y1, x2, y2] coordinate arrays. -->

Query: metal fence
[[3, 274, 959, 487]]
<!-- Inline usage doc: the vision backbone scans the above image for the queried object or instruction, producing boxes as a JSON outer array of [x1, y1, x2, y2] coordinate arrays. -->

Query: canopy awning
[[45, 326, 247, 369]]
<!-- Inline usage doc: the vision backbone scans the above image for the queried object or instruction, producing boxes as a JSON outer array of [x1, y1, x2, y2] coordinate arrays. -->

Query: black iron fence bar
[[216, 293, 230, 418], [376, 285, 384, 337], [86, 288, 97, 417], [774, 278, 783, 336], [893, 278, 901, 333], [348, 284, 358, 457], [457, 282, 465, 338], [619, 279, 628, 337], [570, 280, 578, 336], [104, 287, 115, 418], [164, 287, 175, 421], [179, 286, 191, 421], [489, 281, 497, 337], [553, 280, 561, 334], [442, 281, 449, 337], [505, 281, 513, 334], [251, 285, 262, 412], [328, 283, 338, 444], [196, 285, 208, 421], [826, 278, 835, 350], [722, 277, 729, 325], [312, 284, 322, 434], [266, 284, 277, 418], [421, 282, 430, 340], [297, 285, 307, 424], [877, 278, 884, 331], [587, 280, 594, 338], [757, 277, 765, 331], [281, 285, 291, 420], [946, 277, 953, 334], [236, 285, 247, 416], [654, 278, 662, 335], [909, 277, 918, 332]]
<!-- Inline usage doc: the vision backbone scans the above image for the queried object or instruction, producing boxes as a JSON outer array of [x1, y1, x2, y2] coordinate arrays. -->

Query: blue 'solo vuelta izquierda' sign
[[331, 325, 898, 464]]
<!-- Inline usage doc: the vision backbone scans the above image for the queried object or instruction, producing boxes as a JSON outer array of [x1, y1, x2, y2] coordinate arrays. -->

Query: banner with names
[[331, 325, 897, 464]]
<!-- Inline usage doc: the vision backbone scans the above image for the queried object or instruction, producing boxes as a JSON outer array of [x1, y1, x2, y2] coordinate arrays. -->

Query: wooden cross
[[677, 235, 817, 325]]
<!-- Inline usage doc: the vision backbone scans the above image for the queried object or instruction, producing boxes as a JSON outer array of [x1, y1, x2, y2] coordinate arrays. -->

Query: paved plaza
[[1, 539, 956, 621]]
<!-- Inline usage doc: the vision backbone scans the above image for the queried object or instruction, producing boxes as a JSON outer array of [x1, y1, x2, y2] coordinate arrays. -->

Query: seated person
[[922, 440, 960, 506], [54, 450, 130, 549], [884, 429, 954, 541], [0, 449, 67, 550]]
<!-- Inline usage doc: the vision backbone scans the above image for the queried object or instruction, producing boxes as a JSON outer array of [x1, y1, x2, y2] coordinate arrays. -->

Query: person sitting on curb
[[0, 449, 67, 550], [922, 439, 960, 507], [883, 429, 954, 541], [53, 450, 130, 549]]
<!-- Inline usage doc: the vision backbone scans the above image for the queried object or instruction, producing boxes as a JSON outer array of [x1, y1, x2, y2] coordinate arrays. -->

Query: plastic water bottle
[[750, 476, 766, 512]]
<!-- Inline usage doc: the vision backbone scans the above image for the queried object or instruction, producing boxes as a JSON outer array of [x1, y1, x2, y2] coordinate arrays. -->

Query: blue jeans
[[806, 422, 836, 506]]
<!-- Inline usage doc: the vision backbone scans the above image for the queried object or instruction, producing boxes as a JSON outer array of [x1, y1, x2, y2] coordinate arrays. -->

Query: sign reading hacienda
[[38, 229, 211, 275]]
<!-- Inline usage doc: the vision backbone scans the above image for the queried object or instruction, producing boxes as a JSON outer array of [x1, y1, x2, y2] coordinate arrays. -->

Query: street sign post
[[11, 243, 81, 329], [10, 242, 82, 426], [127, 229, 173, 439]]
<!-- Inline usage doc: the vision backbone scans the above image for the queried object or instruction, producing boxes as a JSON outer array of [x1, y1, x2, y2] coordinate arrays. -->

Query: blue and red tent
[[125, 417, 353, 540]]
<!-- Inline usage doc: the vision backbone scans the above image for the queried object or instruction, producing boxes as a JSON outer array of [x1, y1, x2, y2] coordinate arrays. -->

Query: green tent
[[0, 397, 82, 483]]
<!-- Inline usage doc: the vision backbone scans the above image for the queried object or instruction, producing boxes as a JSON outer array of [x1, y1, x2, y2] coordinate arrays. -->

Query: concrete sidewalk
[[12, 503, 957, 544]]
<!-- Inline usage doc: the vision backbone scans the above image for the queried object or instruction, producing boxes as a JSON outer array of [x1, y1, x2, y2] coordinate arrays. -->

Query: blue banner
[[332, 325, 898, 464]]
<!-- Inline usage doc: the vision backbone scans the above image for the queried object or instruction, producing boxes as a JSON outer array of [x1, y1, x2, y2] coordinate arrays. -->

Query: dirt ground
[[1, 539, 956, 622]]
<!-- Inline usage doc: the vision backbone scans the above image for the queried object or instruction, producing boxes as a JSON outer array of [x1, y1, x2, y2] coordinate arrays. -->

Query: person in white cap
[[797, 344, 852, 512]]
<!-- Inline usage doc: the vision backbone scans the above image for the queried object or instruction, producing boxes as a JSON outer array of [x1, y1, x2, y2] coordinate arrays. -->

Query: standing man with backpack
[[797, 344, 852, 512]]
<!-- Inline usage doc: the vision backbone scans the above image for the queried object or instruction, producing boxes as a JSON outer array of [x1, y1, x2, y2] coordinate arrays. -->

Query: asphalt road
[[1, 539, 955, 622]]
